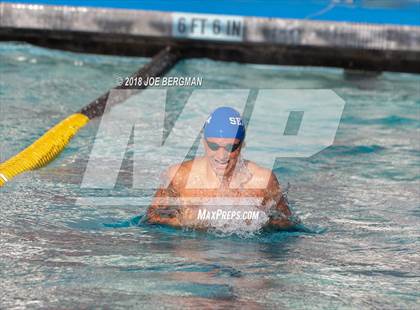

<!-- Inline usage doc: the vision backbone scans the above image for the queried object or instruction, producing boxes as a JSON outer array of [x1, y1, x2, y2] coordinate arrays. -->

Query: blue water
[[3, 0, 420, 26], [1, 42, 419, 308]]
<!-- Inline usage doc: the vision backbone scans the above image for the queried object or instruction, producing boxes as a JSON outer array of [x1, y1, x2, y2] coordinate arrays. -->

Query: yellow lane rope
[[0, 47, 181, 188], [0, 113, 89, 187]]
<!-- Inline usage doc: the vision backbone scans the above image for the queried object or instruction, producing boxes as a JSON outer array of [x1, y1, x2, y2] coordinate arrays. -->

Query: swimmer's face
[[204, 137, 242, 177]]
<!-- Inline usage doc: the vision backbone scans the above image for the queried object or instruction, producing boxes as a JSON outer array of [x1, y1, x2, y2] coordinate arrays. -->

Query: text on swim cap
[[229, 117, 243, 125]]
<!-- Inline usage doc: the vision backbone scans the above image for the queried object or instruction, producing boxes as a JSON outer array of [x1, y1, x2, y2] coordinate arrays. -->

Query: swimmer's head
[[203, 107, 245, 177], [203, 107, 245, 141]]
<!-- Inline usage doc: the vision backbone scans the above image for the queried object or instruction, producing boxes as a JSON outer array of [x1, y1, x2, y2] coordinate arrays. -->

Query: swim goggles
[[206, 140, 242, 153]]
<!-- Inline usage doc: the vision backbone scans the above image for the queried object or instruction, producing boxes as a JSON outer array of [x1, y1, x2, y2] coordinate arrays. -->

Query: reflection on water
[[1, 42, 419, 308]]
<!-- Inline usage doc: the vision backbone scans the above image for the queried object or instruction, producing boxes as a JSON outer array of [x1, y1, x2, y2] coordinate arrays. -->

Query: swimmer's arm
[[146, 166, 183, 228], [146, 187, 183, 228], [265, 173, 294, 229]]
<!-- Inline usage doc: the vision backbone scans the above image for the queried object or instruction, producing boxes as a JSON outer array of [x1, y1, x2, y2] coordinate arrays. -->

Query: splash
[[194, 198, 270, 236]]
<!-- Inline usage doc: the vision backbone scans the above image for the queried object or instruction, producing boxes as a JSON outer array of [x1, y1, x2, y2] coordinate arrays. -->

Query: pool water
[[1, 42, 419, 309]]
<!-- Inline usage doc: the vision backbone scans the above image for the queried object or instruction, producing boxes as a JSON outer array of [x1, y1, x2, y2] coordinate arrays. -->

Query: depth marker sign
[[172, 13, 244, 42]]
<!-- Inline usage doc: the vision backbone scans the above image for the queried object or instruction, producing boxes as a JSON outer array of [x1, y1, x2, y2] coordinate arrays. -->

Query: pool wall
[[1, 1, 420, 72]]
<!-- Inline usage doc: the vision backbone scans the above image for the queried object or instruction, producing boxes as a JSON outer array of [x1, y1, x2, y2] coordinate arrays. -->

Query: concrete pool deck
[[1, 2, 419, 72]]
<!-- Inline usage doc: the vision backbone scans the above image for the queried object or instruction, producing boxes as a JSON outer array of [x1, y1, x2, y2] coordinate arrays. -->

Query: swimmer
[[146, 106, 296, 230]]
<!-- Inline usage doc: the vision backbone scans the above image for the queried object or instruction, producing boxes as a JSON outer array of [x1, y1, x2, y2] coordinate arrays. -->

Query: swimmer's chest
[[176, 159, 270, 198], [178, 187, 268, 199]]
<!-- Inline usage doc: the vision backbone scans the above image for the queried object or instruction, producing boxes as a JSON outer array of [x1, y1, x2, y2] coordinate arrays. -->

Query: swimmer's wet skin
[[146, 106, 297, 231]]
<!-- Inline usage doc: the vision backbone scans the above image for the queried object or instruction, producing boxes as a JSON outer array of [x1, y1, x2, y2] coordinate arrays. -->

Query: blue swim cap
[[203, 107, 245, 141]]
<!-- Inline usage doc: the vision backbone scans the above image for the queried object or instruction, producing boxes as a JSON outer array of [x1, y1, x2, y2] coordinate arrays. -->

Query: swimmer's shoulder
[[244, 160, 279, 189], [165, 162, 189, 185], [165, 158, 205, 188]]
